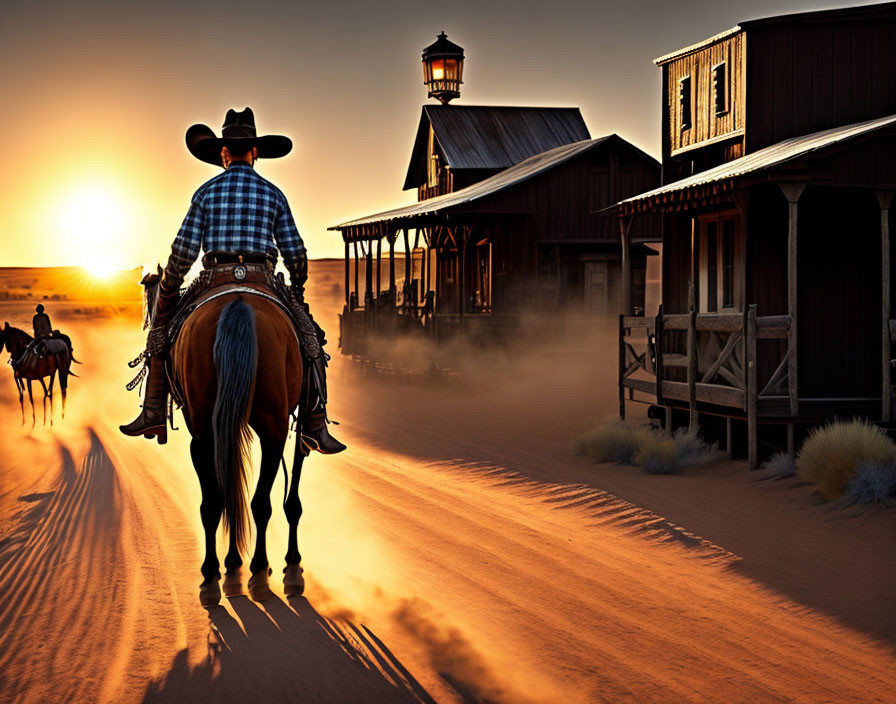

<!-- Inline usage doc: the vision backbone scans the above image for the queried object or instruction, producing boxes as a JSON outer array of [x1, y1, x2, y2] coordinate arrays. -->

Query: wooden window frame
[[712, 61, 729, 117], [698, 211, 742, 313]]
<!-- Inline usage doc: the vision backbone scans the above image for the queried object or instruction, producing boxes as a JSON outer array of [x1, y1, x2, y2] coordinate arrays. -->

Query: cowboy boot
[[302, 411, 346, 455], [119, 359, 168, 444], [300, 355, 346, 455], [120, 269, 181, 444]]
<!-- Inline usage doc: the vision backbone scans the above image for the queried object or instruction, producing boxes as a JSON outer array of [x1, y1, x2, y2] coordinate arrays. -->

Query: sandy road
[[1, 287, 895, 703]]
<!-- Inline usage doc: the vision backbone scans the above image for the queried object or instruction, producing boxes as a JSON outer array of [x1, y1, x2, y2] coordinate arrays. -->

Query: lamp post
[[422, 32, 464, 104]]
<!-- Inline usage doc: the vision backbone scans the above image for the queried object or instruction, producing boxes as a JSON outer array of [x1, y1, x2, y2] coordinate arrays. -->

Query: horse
[[0, 323, 76, 425], [149, 283, 307, 607]]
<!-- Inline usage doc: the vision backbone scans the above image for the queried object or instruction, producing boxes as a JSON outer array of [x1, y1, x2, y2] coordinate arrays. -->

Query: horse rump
[[212, 298, 258, 553]]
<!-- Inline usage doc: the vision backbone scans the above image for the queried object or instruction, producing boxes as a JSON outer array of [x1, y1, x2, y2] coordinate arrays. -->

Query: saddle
[[143, 260, 323, 408]]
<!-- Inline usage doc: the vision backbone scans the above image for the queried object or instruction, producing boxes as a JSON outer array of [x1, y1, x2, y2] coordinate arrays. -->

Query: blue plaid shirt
[[166, 162, 305, 277]]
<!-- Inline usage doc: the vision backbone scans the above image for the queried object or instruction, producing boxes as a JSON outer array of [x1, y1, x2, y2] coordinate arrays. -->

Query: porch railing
[[619, 304, 791, 468]]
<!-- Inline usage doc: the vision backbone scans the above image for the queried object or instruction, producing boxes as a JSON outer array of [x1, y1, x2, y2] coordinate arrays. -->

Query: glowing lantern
[[422, 32, 464, 104]]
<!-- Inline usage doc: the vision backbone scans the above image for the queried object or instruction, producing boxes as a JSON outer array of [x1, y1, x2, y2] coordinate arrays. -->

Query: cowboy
[[21, 304, 54, 360], [120, 108, 345, 454]]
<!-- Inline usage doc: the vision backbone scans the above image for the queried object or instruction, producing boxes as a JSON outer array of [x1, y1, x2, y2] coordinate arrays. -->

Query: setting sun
[[56, 184, 130, 276]]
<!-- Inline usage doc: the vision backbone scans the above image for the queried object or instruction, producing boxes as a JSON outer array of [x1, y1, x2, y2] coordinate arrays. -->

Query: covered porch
[[611, 116, 896, 467]]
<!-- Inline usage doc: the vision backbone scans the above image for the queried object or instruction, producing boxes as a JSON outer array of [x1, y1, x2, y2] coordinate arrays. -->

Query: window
[[427, 126, 441, 188], [706, 221, 718, 312], [699, 213, 740, 312], [678, 76, 692, 131], [713, 62, 728, 115]]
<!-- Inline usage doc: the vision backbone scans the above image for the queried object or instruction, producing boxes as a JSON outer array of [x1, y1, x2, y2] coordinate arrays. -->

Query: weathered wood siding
[[746, 19, 896, 152], [797, 187, 881, 398], [664, 32, 746, 158]]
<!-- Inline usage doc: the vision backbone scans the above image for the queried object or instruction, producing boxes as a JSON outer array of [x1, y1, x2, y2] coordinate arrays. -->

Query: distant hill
[[0, 266, 143, 302]]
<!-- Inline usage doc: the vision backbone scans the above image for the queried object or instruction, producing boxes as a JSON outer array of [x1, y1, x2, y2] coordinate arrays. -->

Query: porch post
[[458, 226, 466, 318], [403, 228, 411, 309], [376, 235, 382, 298], [747, 304, 758, 469], [344, 239, 350, 308], [879, 190, 893, 422], [365, 236, 373, 306], [353, 241, 359, 307], [389, 234, 396, 300], [619, 215, 633, 316], [687, 280, 698, 432], [779, 183, 805, 421]]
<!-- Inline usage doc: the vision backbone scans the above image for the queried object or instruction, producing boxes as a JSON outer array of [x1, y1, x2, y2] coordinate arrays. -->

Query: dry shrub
[[760, 451, 796, 480], [634, 428, 715, 475], [841, 461, 896, 506], [573, 421, 714, 474], [796, 419, 896, 501], [634, 434, 681, 474], [571, 419, 651, 464]]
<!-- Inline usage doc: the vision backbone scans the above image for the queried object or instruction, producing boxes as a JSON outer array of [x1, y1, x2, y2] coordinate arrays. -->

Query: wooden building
[[331, 36, 660, 353], [612, 3, 896, 466]]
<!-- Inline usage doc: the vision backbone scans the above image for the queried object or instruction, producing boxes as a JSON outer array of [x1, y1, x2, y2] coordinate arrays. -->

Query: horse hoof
[[222, 569, 244, 597], [283, 564, 305, 596], [199, 579, 221, 608], [248, 568, 273, 602]]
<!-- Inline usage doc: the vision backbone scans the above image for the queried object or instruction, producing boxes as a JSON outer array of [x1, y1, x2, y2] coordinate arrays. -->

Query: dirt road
[[1, 271, 895, 703]]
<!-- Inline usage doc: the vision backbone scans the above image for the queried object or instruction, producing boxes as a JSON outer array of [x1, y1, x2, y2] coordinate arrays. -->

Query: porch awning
[[608, 114, 896, 216], [329, 137, 611, 240]]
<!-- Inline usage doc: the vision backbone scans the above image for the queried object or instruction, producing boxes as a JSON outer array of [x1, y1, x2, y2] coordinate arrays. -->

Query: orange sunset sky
[[0, 0, 874, 270]]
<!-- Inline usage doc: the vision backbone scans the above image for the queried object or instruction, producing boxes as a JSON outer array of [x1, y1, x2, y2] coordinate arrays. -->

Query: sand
[[0, 262, 894, 703]]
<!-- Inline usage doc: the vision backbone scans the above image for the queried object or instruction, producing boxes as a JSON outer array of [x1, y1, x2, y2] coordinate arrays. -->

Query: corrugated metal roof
[[333, 136, 609, 232], [613, 114, 896, 211], [403, 105, 590, 190]]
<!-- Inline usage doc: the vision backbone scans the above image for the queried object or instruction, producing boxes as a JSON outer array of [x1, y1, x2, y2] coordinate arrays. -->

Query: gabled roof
[[335, 135, 622, 235], [403, 105, 590, 190], [610, 114, 896, 215]]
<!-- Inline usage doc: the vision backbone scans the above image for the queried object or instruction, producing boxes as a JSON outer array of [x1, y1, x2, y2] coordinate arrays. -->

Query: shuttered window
[[678, 76, 692, 130], [713, 62, 728, 116]]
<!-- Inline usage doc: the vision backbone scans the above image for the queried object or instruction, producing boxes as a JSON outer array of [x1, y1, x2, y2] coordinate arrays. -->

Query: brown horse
[[0, 323, 74, 425], [166, 292, 306, 607]]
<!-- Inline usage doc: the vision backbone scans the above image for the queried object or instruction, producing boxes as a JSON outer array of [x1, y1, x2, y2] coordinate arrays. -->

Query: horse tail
[[212, 298, 258, 554]]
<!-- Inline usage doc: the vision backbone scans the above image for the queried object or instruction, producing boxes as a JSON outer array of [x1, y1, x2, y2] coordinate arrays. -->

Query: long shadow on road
[[143, 594, 435, 703]]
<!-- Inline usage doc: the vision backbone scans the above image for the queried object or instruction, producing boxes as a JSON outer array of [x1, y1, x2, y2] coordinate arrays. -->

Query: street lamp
[[422, 32, 464, 104]]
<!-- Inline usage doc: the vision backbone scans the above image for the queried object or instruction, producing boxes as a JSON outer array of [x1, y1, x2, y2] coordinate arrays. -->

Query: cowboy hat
[[186, 107, 292, 166]]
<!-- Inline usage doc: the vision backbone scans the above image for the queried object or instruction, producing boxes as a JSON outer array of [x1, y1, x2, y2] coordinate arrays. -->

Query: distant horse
[[0, 323, 77, 424], [149, 285, 307, 607]]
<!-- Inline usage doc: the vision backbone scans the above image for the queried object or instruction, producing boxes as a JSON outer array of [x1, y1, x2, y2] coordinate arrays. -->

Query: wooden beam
[[403, 228, 411, 309], [344, 241, 350, 308], [747, 304, 758, 469], [619, 216, 633, 316], [779, 183, 805, 418], [353, 241, 359, 307], [389, 236, 396, 299], [365, 237, 373, 306], [879, 190, 893, 422], [619, 314, 626, 420], [687, 281, 698, 432], [376, 236, 382, 298]]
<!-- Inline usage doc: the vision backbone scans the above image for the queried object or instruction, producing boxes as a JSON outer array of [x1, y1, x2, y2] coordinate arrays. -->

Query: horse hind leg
[[248, 429, 286, 602], [222, 527, 244, 598], [283, 452, 306, 597], [27, 380, 35, 427], [48, 369, 56, 426], [191, 437, 223, 608], [39, 377, 49, 426], [16, 377, 24, 425]]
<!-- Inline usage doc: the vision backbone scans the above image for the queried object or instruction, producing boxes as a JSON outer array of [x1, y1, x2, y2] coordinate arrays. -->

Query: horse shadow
[[143, 595, 435, 703]]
